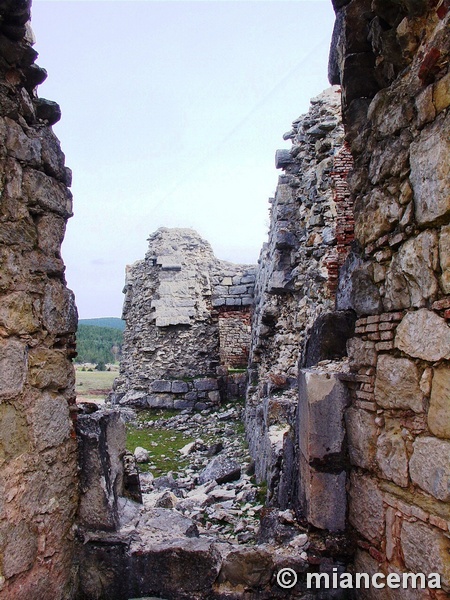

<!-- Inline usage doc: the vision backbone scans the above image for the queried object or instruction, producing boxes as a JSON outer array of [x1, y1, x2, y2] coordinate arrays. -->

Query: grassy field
[[75, 369, 117, 401]]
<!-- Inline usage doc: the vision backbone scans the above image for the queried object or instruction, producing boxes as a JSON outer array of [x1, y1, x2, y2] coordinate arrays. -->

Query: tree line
[[76, 324, 123, 365]]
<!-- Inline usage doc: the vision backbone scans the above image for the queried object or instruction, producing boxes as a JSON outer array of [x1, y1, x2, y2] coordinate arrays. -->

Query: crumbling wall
[[0, 1, 79, 597], [113, 228, 255, 410], [245, 87, 354, 509], [330, 0, 450, 592]]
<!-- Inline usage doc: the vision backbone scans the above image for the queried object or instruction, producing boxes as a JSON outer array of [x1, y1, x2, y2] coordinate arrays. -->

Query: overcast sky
[[31, 0, 336, 318]]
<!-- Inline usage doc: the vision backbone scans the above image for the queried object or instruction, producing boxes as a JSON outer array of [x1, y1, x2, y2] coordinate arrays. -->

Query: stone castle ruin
[[111, 227, 256, 410], [0, 0, 449, 598]]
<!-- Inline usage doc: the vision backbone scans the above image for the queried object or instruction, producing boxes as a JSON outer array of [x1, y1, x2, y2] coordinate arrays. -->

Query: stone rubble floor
[[121, 401, 315, 557], [127, 403, 269, 544]]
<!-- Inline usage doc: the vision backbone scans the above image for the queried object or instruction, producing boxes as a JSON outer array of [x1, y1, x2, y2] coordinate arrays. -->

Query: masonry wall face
[[245, 87, 354, 509], [0, 2, 79, 597], [331, 0, 450, 593]]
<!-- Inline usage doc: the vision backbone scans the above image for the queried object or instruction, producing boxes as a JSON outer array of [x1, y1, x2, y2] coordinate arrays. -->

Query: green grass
[[126, 424, 195, 475], [75, 369, 116, 399]]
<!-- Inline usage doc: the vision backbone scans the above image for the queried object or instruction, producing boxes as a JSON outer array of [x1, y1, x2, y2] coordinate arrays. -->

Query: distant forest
[[78, 317, 125, 330], [76, 322, 124, 365]]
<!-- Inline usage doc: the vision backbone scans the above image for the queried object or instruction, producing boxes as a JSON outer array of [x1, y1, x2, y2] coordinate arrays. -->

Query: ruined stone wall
[[245, 87, 354, 509], [0, 2, 79, 597], [330, 0, 450, 592], [113, 228, 255, 410]]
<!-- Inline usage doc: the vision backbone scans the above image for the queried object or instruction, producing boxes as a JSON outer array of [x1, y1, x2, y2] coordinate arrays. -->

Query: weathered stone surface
[[384, 230, 439, 309], [0, 291, 39, 334], [410, 112, 450, 226], [134, 446, 150, 463], [150, 379, 171, 393], [345, 407, 377, 469], [198, 454, 241, 485], [374, 354, 423, 412], [2, 520, 38, 579], [42, 280, 77, 334], [298, 369, 350, 460], [376, 422, 409, 488], [0, 403, 29, 463], [401, 520, 450, 587], [0, 7, 79, 594], [28, 347, 72, 390], [30, 393, 71, 452], [428, 366, 450, 439], [76, 410, 127, 530], [218, 547, 273, 588], [129, 537, 221, 597], [0, 338, 26, 399], [439, 223, 450, 294], [337, 254, 382, 316], [347, 336, 377, 369], [409, 436, 450, 501], [395, 309, 450, 361], [355, 189, 401, 245], [299, 455, 347, 532], [349, 472, 384, 544], [22, 167, 73, 217]]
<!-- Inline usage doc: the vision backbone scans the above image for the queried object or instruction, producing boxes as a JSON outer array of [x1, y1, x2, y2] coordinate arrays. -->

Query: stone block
[[2, 520, 38, 579], [212, 298, 225, 307], [401, 520, 450, 587], [410, 112, 450, 226], [198, 454, 241, 485], [374, 354, 423, 412], [433, 72, 450, 115], [0, 291, 39, 335], [395, 309, 450, 362], [298, 369, 350, 461], [428, 366, 450, 439], [147, 395, 174, 409], [240, 275, 255, 284], [275, 149, 292, 169], [347, 337, 377, 369], [439, 224, 450, 294], [30, 393, 72, 452], [173, 399, 195, 410], [0, 404, 29, 462], [22, 167, 73, 218], [0, 339, 26, 399], [345, 407, 377, 469], [28, 348, 72, 390], [171, 380, 189, 394], [299, 454, 347, 532], [409, 436, 450, 501], [416, 85, 436, 128], [150, 380, 172, 393], [219, 547, 273, 588], [354, 188, 402, 245], [42, 280, 77, 334], [384, 230, 439, 309], [349, 472, 384, 544], [129, 537, 221, 597], [228, 285, 247, 295], [207, 390, 220, 404], [76, 410, 126, 531], [376, 423, 409, 488], [5, 117, 41, 164], [194, 378, 218, 392], [225, 297, 241, 306]]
